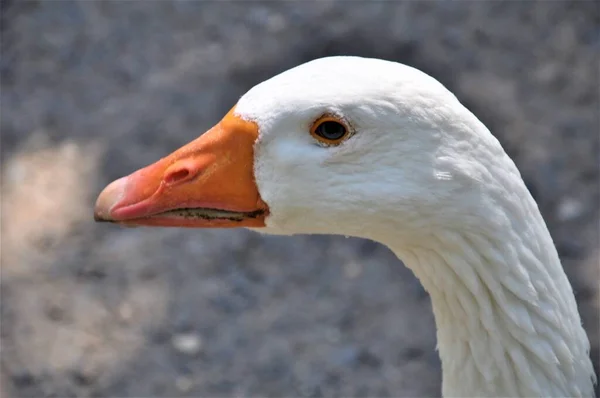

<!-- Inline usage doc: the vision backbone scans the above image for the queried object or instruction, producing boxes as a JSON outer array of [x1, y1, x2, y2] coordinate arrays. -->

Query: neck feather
[[387, 213, 595, 397]]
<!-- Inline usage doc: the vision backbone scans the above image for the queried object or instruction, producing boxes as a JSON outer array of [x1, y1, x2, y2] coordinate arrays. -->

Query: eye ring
[[310, 115, 350, 145]]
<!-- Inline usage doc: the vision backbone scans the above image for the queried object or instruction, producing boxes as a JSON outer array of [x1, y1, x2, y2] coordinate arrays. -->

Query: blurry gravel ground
[[0, 1, 598, 397]]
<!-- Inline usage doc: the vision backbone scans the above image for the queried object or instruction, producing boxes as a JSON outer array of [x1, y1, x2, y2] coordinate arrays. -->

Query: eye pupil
[[315, 121, 346, 141]]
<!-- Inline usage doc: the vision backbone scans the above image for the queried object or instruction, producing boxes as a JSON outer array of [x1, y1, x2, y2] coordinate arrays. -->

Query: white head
[[95, 56, 520, 241], [237, 56, 520, 248]]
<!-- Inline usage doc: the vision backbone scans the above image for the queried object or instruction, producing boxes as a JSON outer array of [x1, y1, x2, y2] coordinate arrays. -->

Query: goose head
[[95, 56, 506, 247], [94, 56, 595, 396]]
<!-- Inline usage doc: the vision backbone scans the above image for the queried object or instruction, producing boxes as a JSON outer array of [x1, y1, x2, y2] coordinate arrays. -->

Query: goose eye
[[310, 116, 349, 145]]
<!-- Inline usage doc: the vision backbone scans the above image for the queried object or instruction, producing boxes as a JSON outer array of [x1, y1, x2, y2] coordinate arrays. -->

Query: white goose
[[94, 56, 596, 397]]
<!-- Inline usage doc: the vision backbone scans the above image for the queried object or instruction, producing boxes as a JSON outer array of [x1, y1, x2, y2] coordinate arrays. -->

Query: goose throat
[[390, 228, 595, 397]]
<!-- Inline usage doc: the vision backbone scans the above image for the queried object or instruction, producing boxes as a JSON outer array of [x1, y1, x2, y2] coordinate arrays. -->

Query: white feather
[[236, 56, 595, 397]]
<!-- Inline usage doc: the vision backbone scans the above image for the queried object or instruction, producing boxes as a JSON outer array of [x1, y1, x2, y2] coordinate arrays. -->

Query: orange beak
[[94, 107, 268, 228]]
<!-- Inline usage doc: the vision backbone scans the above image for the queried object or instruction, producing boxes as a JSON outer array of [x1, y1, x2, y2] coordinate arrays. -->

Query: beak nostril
[[165, 168, 191, 185]]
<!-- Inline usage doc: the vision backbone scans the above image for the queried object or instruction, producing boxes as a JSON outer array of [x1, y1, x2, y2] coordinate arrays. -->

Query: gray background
[[1, 1, 598, 397]]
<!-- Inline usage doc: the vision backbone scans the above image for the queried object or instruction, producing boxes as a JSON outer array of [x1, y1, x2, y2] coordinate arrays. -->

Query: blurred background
[[1, 1, 598, 397]]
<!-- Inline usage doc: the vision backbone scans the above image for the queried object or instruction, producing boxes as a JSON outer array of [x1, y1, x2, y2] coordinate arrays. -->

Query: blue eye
[[311, 117, 349, 144]]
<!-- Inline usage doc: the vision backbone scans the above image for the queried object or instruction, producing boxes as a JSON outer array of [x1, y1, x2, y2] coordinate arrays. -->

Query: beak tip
[[94, 177, 127, 222], [93, 212, 111, 222]]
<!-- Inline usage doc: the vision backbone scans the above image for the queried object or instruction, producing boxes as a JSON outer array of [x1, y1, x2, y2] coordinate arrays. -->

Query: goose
[[94, 56, 596, 397]]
